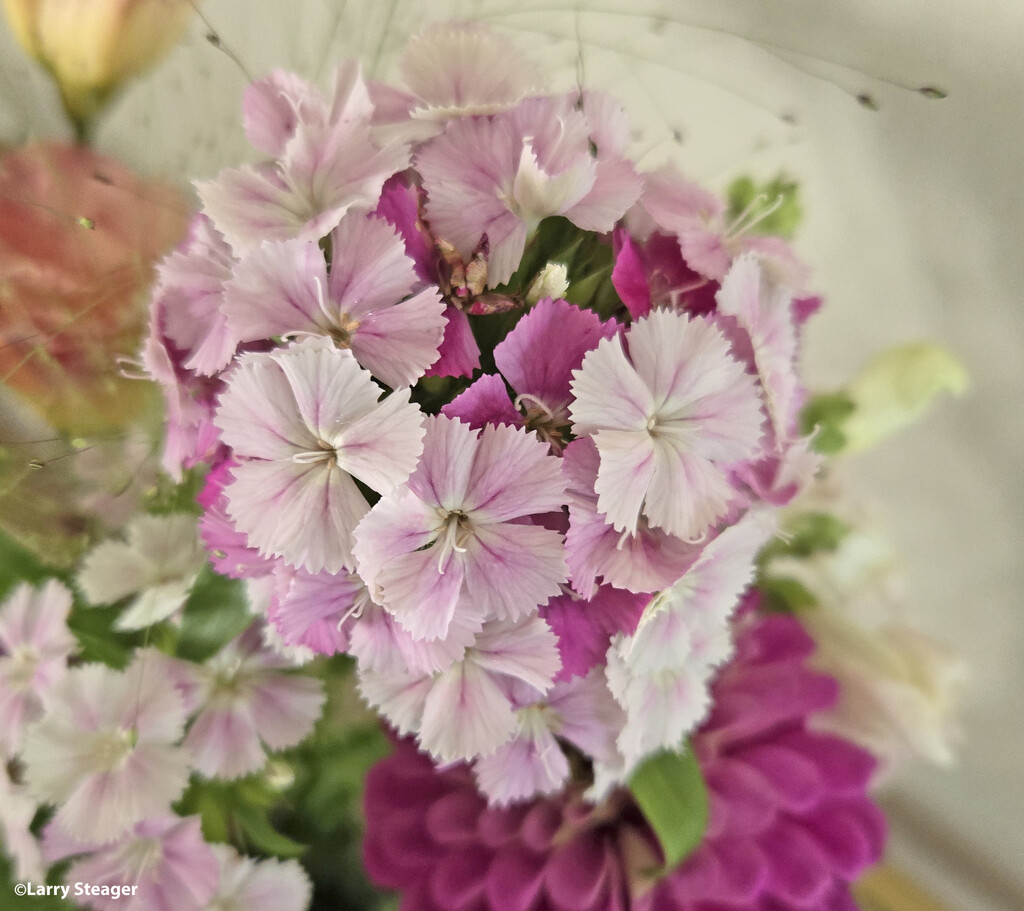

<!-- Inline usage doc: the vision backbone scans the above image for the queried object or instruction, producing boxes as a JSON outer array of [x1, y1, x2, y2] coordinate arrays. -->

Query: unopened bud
[[525, 262, 569, 306]]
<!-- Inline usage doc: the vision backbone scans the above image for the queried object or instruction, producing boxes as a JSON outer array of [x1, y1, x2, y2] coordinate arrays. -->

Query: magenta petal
[[428, 307, 482, 378], [494, 297, 614, 414], [739, 743, 823, 812], [485, 846, 546, 911], [477, 804, 529, 848], [759, 819, 833, 907], [518, 802, 562, 853], [776, 731, 877, 795], [544, 831, 610, 911], [704, 759, 777, 837], [801, 803, 879, 879], [442, 373, 522, 430], [708, 838, 767, 903], [426, 790, 487, 846], [611, 228, 651, 319], [429, 846, 490, 911], [542, 587, 649, 682]]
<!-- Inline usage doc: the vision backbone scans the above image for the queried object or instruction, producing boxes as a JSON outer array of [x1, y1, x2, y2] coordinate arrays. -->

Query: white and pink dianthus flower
[[21, 650, 190, 844], [569, 307, 764, 541], [353, 414, 568, 641], [214, 336, 425, 574]]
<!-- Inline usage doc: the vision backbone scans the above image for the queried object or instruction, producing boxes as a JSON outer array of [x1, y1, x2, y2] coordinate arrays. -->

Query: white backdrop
[[2, 2, 1022, 906]]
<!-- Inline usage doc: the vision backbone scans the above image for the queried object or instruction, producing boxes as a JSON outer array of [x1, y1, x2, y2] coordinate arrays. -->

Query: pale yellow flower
[[2, 0, 194, 126]]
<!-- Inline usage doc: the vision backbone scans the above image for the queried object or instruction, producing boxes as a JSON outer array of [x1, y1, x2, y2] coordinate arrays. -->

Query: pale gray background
[[2, 1, 1021, 906]]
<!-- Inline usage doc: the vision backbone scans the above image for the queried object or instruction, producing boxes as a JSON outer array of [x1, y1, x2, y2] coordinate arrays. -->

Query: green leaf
[[628, 745, 708, 871], [175, 566, 251, 662]]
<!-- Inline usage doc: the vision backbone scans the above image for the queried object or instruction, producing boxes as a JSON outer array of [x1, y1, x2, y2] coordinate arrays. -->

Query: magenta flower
[[353, 415, 567, 641], [417, 94, 641, 285], [221, 212, 446, 388], [362, 612, 885, 911], [569, 308, 764, 540], [215, 337, 425, 573], [0, 580, 76, 757], [374, 175, 482, 378], [444, 297, 615, 449], [198, 62, 410, 254], [21, 651, 190, 845]]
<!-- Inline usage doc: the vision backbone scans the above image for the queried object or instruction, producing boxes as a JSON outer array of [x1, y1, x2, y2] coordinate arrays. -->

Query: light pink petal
[[269, 339, 380, 443], [352, 489, 442, 590], [580, 90, 632, 157], [417, 115, 525, 284], [249, 673, 325, 750], [270, 568, 366, 654], [327, 213, 420, 317], [358, 666, 432, 735], [221, 239, 326, 343], [590, 428, 657, 535], [227, 852, 313, 911], [565, 155, 642, 232], [185, 706, 266, 779], [348, 603, 474, 675], [569, 334, 653, 435], [642, 435, 741, 538], [376, 545, 466, 641], [333, 386, 425, 493], [280, 119, 409, 236], [55, 745, 190, 845], [420, 661, 517, 762], [197, 166, 319, 255], [716, 253, 799, 442], [351, 287, 446, 387], [225, 458, 367, 573], [494, 297, 614, 415], [461, 521, 567, 622], [464, 422, 566, 522], [474, 714, 569, 805], [549, 671, 625, 767], [441, 373, 522, 429], [244, 69, 326, 158], [407, 415, 479, 510], [122, 650, 189, 740], [215, 353, 316, 460], [606, 656, 710, 766], [470, 616, 562, 693], [565, 504, 700, 598], [400, 22, 544, 115]]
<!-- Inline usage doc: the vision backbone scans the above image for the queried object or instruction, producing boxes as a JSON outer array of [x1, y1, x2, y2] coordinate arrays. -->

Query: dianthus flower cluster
[[143, 21, 825, 810]]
